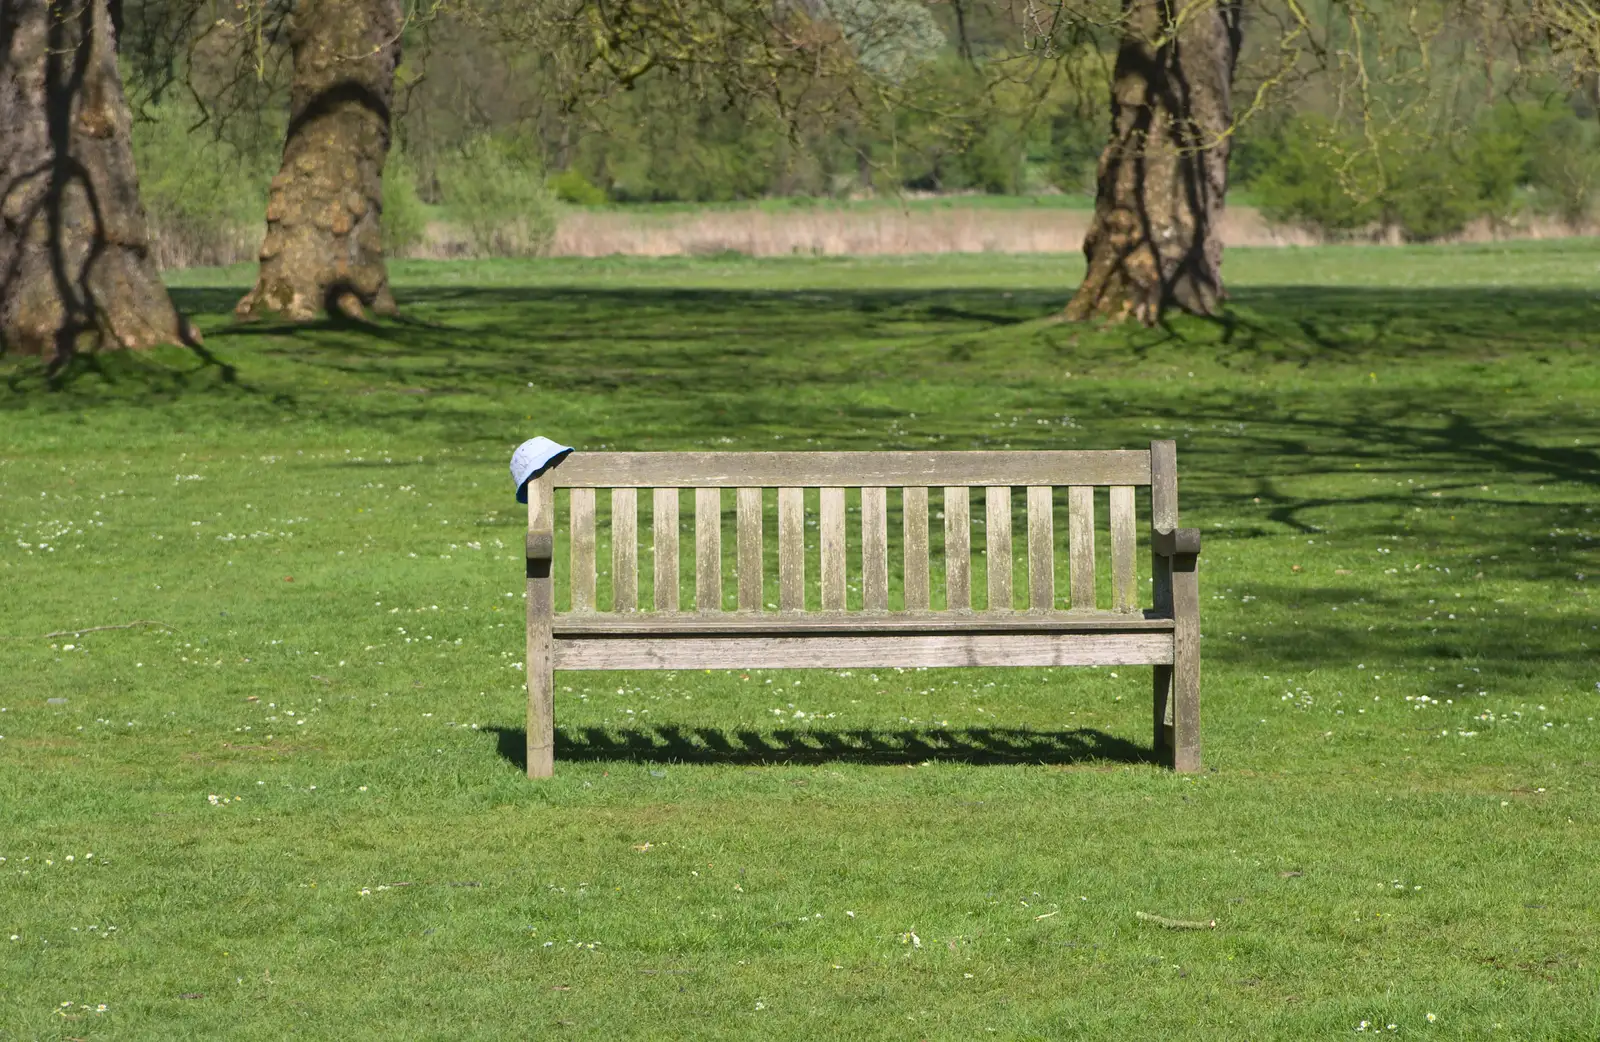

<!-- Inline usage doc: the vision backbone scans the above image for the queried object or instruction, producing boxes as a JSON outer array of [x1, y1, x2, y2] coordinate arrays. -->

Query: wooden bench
[[523, 440, 1201, 777]]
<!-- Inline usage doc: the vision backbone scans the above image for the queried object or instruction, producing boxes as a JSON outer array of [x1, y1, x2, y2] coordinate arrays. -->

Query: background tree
[[1063, 0, 1241, 324], [0, 0, 190, 363], [235, 0, 403, 320], [95, 0, 1600, 337]]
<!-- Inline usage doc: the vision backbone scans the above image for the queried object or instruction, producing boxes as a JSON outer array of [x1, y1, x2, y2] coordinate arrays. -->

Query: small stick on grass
[[0, 620, 173, 642], [1136, 911, 1217, 930]]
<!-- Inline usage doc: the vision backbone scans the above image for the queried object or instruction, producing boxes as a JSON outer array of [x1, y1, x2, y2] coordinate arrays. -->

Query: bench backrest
[[528, 441, 1181, 616]]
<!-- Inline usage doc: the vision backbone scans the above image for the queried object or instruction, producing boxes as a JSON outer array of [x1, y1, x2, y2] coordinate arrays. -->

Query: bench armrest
[[1152, 527, 1202, 557], [526, 529, 554, 562]]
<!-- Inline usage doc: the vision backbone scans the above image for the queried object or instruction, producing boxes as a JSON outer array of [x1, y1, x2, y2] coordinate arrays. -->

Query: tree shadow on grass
[[487, 723, 1157, 770], [7, 280, 1594, 588], [5, 322, 244, 397], [18, 281, 1598, 414], [1208, 598, 1600, 670]]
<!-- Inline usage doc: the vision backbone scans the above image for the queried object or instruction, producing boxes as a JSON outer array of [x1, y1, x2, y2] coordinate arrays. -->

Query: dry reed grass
[[145, 205, 1597, 270], [147, 219, 260, 270], [492, 206, 1595, 258], [543, 206, 1312, 256]]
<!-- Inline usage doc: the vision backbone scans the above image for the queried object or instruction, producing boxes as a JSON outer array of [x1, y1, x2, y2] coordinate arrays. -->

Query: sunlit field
[[2, 242, 1597, 1039]]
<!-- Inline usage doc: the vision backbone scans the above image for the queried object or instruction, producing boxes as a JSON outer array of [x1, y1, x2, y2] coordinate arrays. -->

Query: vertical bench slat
[[986, 486, 1012, 612], [1027, 486, 1054, 611], [570, 488, 597, 612], [903, 487, 930, 611], [736, 487, 763, 612], [1110, 484, 1136, 613], [612, 488, 637, 612], [653, 487, 679, 612], [696, 488, 722, 612], [1069, 485, 1096, 610], [861, 487, 888, 612], [778, 487, 805, 611], [820, 487, 847, 611], [944, 486, 970, 611]]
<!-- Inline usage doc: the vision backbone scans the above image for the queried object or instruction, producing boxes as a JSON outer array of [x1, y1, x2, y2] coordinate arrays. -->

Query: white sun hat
[[510, 436, 574, 503]]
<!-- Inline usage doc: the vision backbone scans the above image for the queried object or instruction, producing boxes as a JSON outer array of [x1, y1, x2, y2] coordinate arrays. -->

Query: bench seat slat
[[554, 610, 1174, 635], [553, 450, 1152, 489], [554, 632, 1174, 670]]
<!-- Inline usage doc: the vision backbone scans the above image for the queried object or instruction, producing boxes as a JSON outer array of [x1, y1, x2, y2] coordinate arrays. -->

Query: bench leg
[[527, 476, 556, 779], [527, 648, 554, 779], [1153, 665, 1174, 763], [1171, 555, 1201, 773]]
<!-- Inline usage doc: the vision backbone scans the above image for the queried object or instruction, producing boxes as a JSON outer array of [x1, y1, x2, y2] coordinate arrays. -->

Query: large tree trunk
[[0, 0, 188, 362], [236, 0, 401, 322], [1064, 0, 1241, 325]]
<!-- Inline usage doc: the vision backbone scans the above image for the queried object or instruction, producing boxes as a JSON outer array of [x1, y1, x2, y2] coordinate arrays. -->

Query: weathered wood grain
[[1148, 439, 1200, 769], [1110, 485, 1136, 614], [652, 488, 679, 613], [1068, 485, 1095, 611], [526, 473, 555, 778], [612, 488, 637, 612], [696, 488, 722, 612], [1027, 486, 1054, 611], [1150, 440, 1177, 616], [903, 487, 930, 611], [861, 486, 888, 612], [778, 487, 805, 612], [1153, 663, 1174, 761], [554, 632, 1175, 670], [1150, 440, 1179, 531], [1152, 528, 1202, 556], [945, 486, 970, 611], [821, 487, 846, 611], [736, 487, 763, 612], [1171, 552, 1202, 772], [986, 486, 1012, 612], [570, 488, 596, 613], [554, 450, 1152, 489]]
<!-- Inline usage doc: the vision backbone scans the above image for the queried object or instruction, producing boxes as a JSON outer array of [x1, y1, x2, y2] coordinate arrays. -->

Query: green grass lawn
[[2, 242, 1598, 1039]]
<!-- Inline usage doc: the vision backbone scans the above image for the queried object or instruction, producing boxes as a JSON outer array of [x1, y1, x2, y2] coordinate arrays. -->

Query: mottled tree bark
[[236, 0, 401, 321], [1064, 0, 1241, 325], [0, 0, 188, 361]]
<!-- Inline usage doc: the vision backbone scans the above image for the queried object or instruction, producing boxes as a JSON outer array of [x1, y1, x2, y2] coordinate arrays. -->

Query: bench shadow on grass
[[488, 723, 1156, 770]]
